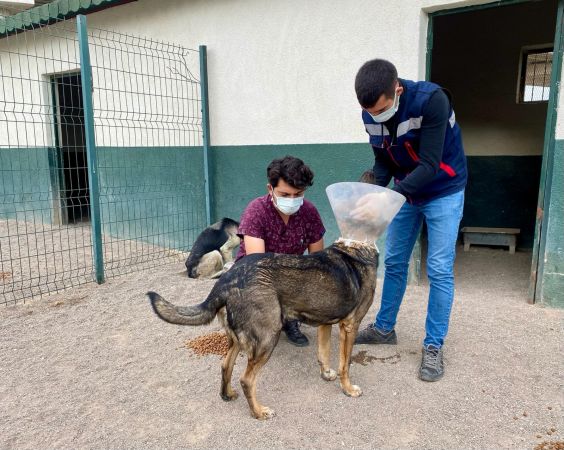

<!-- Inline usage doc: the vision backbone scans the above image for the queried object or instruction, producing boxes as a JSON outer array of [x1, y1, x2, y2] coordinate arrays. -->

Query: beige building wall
[[84, 0, 501, 147]]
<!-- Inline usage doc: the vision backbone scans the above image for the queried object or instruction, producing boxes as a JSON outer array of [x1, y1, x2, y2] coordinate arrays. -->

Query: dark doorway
[[420, 0, 559, 295], [430, 0, 558, 250], [52, 73, 90, 224], [430, 0, 557, 250]]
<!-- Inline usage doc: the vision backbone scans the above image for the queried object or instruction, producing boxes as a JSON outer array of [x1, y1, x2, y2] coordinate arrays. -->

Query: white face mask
[[272, 191, 304, 215], [369, 91, 399, 123]]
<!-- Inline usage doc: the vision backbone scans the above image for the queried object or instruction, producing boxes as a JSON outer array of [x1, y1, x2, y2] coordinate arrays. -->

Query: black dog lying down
[[149, 239, 378, 420], [185, 217, 240, 279]]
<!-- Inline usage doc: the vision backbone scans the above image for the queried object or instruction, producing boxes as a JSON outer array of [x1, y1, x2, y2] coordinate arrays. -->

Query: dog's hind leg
[[220, 332, 240, 401], [240, 338, 277, 420], [338, 320, 362, 398], [317, 324, 337, 381]]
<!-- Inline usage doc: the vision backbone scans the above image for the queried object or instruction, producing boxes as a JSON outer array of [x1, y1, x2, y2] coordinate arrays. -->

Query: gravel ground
[[0, 246, 562, 449], [0, 219, 185, 303]]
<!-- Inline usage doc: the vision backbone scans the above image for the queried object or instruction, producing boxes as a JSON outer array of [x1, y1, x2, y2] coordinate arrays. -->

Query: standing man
[[353, 59, 467, 381], [236, 155, 326, 347]]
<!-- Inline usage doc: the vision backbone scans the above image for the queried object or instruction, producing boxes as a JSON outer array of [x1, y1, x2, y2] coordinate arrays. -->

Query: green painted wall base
[[0, 147, 54, 223], [97, 146, 207, 251], [0, 146, 208, 252], [211, 144, 548, 280], [2, 143, 561, 307]]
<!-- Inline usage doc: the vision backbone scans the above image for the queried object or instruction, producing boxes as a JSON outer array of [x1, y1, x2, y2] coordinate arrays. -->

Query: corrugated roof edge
[[0, 0, 132, 37]]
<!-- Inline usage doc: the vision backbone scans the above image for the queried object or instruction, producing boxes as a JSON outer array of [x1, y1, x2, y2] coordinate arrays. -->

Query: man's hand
[[349, 192, 389, 222]]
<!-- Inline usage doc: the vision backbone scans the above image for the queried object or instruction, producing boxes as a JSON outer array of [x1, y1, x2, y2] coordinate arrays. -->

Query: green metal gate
[[0, 12, 210, 305]]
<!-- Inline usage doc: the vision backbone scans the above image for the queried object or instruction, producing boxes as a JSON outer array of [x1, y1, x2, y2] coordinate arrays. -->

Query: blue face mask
[[369, 91, 399, 123], [272, 192, 304, 215]]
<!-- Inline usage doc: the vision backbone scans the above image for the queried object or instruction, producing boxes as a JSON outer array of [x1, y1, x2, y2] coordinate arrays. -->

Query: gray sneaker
[[354, 324, 397, 345], [419, 345, 444, 382]]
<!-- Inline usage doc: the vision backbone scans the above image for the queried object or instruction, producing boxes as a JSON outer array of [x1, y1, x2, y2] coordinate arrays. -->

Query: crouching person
[[236, 155, 326, 346]]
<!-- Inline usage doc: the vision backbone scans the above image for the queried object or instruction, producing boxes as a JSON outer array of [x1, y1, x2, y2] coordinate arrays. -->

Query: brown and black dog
[[147, 238, 378, 420]]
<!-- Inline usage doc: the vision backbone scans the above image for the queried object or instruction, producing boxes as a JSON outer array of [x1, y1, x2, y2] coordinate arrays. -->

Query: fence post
[[77, 15, 104, 284], [199, 45, 213, 226]]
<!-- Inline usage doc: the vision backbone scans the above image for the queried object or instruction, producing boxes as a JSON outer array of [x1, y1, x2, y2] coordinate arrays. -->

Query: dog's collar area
[[336, 237, 378, 250]]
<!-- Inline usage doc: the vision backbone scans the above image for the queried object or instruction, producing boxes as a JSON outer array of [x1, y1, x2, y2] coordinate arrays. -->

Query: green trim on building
[[537, 138, 564, 308], [0, 0, 127, 37], [531, 0, 563, 304]]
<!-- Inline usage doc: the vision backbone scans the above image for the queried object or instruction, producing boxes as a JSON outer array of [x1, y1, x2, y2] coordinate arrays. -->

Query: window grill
[[519, 47, 552, 103]]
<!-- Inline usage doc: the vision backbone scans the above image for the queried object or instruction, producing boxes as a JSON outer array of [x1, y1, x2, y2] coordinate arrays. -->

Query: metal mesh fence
[[0, 11, 207, 305], [87, 26, 207, 280]]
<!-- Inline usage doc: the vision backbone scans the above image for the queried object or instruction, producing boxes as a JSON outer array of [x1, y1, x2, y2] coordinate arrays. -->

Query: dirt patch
[[0, 271, 12, 281], [351, 350, 401, 365]]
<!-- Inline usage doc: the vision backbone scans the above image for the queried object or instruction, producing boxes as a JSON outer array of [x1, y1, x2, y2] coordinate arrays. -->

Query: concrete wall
[[86, 0, 497, 147]]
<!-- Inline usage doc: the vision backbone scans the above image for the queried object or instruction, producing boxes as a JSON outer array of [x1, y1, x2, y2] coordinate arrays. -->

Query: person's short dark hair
[[355, 59, 398, 109], [267, 155, 314, 190]]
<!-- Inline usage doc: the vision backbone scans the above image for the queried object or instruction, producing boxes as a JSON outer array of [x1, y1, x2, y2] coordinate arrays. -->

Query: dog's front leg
[[317, 324, 337, 381], [219, 234, 240, 263], [338, 321, 362, 397]]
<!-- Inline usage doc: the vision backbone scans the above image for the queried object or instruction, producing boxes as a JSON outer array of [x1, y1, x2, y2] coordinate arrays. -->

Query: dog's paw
[[220, 390, 239, 401], [347, 384, 363, 398], [253, 406, 276, 420], [321, 368, 338, 381], [341, 384, 363, 398]]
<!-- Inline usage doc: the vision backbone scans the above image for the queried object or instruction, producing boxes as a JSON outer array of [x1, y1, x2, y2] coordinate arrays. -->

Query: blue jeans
[[374, 190, 465, 348]]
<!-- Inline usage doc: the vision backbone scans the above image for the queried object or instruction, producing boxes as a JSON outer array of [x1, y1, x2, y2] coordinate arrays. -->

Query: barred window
[[519, 47, 552, 103]]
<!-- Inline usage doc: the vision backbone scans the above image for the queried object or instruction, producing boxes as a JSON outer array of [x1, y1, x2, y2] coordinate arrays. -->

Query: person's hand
[[349, 192, 389, 222]]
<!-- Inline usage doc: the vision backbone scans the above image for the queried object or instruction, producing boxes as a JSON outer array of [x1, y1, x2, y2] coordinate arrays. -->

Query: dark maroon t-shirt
[[235, 194, 326, 260]]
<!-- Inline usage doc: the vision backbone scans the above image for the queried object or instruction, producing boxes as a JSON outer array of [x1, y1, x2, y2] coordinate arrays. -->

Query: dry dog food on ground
[[534, 441, 564, 450], [186, 331, 230, 357]]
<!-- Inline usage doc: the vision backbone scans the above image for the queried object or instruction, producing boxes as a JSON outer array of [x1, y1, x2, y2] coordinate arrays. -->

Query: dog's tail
[[147, 291, 224, 326]]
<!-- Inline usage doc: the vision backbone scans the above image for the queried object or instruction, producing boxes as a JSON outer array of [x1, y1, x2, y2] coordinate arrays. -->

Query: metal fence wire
[[0, 11, 208, 305]]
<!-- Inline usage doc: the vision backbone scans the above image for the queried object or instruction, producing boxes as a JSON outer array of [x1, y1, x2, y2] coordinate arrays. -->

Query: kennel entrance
[[51, 72, 90, 225], [427, 0, 560, 303]]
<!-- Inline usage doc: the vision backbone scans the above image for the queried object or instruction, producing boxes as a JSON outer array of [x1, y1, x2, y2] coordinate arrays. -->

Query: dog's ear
[[358, 169, 376, 184]]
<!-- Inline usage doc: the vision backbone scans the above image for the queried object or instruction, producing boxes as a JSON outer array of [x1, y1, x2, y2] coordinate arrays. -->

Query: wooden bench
[[461, 227, 520, 254]]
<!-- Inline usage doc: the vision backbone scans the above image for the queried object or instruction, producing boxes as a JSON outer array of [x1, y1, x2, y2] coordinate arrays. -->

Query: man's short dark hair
[[355, 59, 398, 109], [267, 155, 314, 190]]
